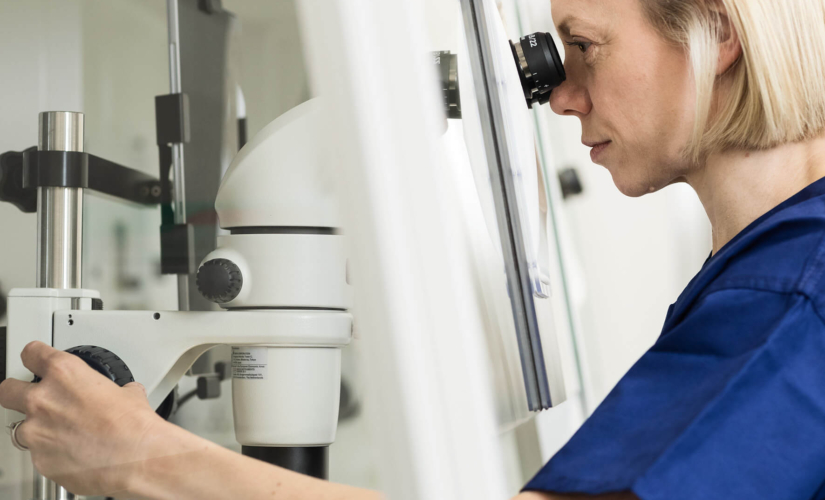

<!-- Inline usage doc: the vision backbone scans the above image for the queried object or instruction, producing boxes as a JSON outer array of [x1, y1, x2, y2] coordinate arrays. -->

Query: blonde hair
[[642, 0, 825, 158]]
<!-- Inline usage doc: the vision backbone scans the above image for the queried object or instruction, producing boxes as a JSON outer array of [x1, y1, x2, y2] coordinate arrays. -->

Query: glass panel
[[457, 0, 566, 411]]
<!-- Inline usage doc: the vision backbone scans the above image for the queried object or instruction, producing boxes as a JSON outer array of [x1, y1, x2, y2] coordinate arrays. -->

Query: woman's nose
[[549, 75, 592, 118]]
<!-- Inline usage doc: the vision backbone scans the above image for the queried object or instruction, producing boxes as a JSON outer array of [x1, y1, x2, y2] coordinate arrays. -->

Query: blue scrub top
[[525, 178, 825, 500]]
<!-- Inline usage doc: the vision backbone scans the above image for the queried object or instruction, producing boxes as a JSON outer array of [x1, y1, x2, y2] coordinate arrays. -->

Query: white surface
[[297, 0, 511, 498], [233, 346, 342, 446], [441, 121, 530, 426], [49, 308, 351, 412], [202, 233, 350, 309], [6, 291, 348, 447], [215, 99, 340, 229]]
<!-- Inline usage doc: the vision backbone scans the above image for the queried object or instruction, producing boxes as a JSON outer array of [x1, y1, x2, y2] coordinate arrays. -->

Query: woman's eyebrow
[[556, 15, 577, 37], [556, 15, 602, 38]]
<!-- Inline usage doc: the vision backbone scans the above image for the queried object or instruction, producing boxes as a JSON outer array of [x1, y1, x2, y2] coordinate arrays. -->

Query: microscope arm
[[52, 309, 351, 410]]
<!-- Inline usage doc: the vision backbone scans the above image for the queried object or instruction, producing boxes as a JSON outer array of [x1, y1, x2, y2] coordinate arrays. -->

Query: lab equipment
[[435, 31, 565, 119], [0, 1, 574, 497], [510, 32, 566, 108], [1, 101, 348, 498]]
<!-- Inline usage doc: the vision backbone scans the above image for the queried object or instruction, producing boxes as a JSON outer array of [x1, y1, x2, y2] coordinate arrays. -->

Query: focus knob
[[197, 258, 243, 304], [34, 345, 135, 387]]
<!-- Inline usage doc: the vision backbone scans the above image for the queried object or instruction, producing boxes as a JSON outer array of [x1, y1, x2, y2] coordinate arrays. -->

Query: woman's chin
[[608, 169, 659, 198]]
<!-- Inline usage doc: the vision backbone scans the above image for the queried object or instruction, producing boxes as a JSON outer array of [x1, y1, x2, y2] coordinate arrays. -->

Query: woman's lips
[[586, 141, 611, 162]]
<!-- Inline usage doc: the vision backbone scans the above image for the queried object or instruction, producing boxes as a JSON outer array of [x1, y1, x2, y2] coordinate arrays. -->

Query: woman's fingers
[[0, 378, 35, 414], [20, 341, 61, 378]]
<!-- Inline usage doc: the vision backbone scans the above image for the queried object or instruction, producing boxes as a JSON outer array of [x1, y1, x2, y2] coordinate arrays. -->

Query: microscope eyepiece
[[510, 32, 566, 108], [435, 31, 565, 115]]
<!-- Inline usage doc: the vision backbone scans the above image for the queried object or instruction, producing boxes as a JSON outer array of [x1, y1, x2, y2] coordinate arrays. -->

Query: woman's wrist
[[121, 415, 207, 500]]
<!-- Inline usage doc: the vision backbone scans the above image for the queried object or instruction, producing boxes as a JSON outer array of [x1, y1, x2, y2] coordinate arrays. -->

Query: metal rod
[[32, 111, 84, 500], [166, 0, 189, 311], [165, 0, 187, 226], [36, 112, 84, 289], [36, 188, 83, 289], [32, 471, 49, 500], [166, 0, 182, 95], [39, 111, 84, 152]]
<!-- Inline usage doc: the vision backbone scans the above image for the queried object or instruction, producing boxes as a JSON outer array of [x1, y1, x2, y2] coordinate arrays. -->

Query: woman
[[3, 0, 825, 498]]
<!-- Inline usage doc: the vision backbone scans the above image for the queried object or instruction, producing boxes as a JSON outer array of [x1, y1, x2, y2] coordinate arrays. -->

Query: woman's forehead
[[552, 0, 635, 36]]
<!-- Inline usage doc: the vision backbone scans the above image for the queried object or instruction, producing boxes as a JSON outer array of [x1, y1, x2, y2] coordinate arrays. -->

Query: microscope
[[0, 99, 348, 497], [435, 31, 566, 119]]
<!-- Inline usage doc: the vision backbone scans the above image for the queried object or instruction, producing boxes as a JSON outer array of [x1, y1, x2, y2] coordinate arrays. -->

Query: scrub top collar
[[662, 175, 825, 334]]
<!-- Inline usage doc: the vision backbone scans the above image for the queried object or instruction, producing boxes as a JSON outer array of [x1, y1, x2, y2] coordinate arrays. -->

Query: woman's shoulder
[[676, 181, 825, 327], [708, 192, 825, 310]]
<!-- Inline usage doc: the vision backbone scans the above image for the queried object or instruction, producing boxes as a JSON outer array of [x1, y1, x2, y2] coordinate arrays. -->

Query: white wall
[[0, 2, 84, 496], [0, 0, 84, 314], [80, 0, 178, 312]]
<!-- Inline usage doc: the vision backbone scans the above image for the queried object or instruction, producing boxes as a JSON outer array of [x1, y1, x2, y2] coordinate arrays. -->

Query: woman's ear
[[714, 5, 742, 75]]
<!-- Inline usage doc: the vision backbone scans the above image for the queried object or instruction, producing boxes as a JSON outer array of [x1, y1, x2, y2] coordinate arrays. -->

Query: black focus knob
[[196, 258, 243, 304], [33, 345, 135, 387]]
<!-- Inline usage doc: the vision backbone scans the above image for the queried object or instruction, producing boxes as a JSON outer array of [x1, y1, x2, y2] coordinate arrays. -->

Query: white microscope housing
[[4, 99, 351, 455], [197, 98, 351, 447]]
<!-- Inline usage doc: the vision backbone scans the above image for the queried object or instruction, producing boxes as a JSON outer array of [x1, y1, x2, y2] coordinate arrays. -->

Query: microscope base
[[242, 446, 329, 480]]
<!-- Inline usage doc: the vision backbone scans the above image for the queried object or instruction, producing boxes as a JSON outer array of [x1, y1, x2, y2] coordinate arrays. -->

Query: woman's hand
[[0, 341, 169, 498]]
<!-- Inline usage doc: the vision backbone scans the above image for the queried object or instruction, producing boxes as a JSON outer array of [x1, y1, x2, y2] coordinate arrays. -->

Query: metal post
[[36, 112, 84, 289], [166, 0, 190, 311], [32, 110, 83, 499]]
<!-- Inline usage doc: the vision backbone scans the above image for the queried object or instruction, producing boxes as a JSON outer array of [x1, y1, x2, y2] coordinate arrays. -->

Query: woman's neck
[[687, 134, 825, 254]]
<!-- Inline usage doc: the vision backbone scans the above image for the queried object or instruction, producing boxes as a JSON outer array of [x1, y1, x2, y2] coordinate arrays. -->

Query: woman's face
[[550, 0, 696, 196]]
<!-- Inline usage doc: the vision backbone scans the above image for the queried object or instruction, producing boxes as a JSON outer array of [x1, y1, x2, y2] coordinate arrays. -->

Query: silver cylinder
[[32, 473, 76, 500], [33, 112, 84, 500], [39, 111, 84, 153], [36, 111, 85, 289], [36, 187, 83, 289], [166, 0, 189, 311], [33, 471, 50, 499]]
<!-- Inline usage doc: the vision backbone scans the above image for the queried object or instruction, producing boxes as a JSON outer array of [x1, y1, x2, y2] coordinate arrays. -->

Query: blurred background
[[0, 0, 710, 497]]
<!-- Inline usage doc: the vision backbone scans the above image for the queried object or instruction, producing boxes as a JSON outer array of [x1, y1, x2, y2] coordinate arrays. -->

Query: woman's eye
[[567, 41, 592, 54]]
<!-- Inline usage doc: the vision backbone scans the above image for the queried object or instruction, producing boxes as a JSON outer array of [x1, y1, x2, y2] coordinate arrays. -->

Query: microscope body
[[4, 99, 350, 453]]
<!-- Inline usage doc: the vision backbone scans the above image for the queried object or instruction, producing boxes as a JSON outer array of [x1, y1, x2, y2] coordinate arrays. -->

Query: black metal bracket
[[155, 94, 190, 147], [0, 148, 37, 212], [0, 147, 163, 214], [198, 0, 223, 14], [0, 283, 6, 320], [155, 92, 195, 276], [160, 223, 195, 275], [0, 326, 6, 385]]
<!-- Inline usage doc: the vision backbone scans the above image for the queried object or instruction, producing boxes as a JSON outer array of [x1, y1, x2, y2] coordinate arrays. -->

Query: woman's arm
[[126, 420, 382, 500], [0, 341, 381, 500], [0, 341, 632, 500]]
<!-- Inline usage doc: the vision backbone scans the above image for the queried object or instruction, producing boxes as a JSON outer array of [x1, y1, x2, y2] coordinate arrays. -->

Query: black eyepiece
[[510, 32, 566, 108]]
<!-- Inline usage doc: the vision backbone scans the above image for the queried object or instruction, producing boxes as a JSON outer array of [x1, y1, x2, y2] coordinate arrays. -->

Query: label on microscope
[[231, 346, 268, 380]]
